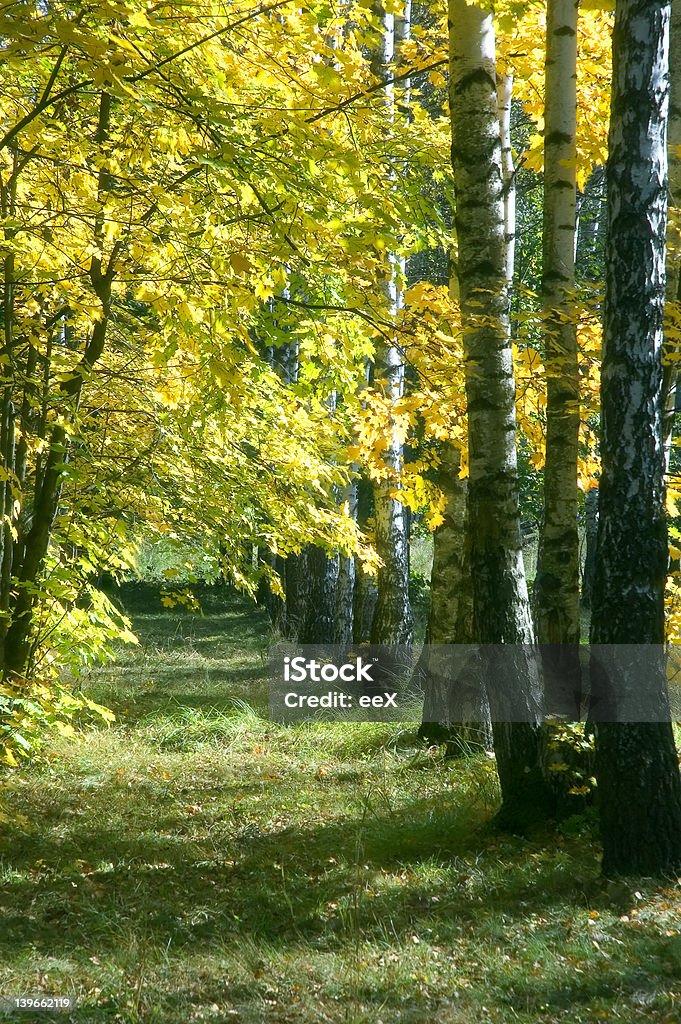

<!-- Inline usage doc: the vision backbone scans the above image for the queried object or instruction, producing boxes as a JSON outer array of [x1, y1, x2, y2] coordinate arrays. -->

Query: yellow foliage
[[498, 3, 613, 186]]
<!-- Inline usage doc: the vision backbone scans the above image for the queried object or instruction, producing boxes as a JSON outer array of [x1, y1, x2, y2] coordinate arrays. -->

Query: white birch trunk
[[369, 0, 413, 647], [534, 0, 581, 647], [449, 0, 554, 825], [418, 442, 492, 751], [449, 0, 532, 646], [497, 72, 516, 287], [532, 0, 585, 800]]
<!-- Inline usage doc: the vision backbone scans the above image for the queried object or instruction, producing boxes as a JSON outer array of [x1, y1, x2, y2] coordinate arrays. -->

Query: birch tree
[[534, 0, 581, 647], [668, 0, 681, 308], [591, 0, 681, 876], [417, 66, 515, 750], [449, 0, 553, 824], [497, 71, 516, 288], [417, 441, 480, 748], [369, 1, 413, 648]]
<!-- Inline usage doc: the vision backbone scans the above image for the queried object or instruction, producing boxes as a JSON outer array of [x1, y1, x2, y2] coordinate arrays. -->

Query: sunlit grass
[[0, 589, 680, 1023]]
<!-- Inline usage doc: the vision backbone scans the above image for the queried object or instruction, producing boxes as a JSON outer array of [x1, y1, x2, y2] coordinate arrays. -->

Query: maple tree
[[0, 0, 449, 684], [0, 0, 616, 695]]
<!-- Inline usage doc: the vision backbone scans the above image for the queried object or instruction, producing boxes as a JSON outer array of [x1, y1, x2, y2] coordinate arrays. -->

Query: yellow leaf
[[230, 253, 252, 275], [128, 10, 154, 27]]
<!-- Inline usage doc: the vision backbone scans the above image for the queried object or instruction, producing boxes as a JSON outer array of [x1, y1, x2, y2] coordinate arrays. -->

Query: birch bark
[[369, 0, 413, 647], [449, 0, 553, 824], [534, 0, 581, 647], [591, 0, 681, 876]]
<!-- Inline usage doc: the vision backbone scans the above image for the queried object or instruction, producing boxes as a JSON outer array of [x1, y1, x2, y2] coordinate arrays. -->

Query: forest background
[[4, 1, 681, 1021], [1, 0, 681, 921]]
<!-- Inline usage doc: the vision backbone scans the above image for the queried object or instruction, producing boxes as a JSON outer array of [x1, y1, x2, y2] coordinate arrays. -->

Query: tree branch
[[0, 0, 294, 152], [305, 57, 448, 124]]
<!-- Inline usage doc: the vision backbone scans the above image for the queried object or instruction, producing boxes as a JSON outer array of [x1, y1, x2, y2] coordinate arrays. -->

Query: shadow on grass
[[0, 777, 627, 951], [86, 680, 270, 725], [0, 774, 676, 1023], [3, 589, 676, 1023], [79, 588, 272, 723]]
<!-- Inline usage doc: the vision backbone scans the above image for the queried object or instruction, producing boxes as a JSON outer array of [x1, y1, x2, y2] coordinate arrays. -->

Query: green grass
[[1, 588, 681, 1023]]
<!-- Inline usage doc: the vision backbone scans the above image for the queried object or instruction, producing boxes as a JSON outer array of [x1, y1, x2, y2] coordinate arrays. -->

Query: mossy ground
[[1, 589, 680, 1023]]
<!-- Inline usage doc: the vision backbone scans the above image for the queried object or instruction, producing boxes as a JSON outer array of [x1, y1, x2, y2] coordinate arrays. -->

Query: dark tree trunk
[[256, 550, 286, 632], [299, 546, 339, 645], [353, 475, 378, 643], [575, 166, 606, 282], [354, 566, 378, 644], [662, 0, 681, 468], [595, 718, 681, 876], [284, 550, 309, 639], [591, 0, 681, 876], [335, 478, 357, 644]]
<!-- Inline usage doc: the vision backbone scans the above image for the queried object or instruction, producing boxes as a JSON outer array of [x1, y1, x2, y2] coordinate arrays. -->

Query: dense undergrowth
[[0, 590, 680, 1023]]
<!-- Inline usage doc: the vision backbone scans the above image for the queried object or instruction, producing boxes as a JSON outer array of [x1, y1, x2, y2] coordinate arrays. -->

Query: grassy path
[[1, 590, 680, 1023]]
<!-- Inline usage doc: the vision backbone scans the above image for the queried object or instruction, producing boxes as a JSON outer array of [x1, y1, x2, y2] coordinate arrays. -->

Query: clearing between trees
[[0, 589, 680, 1024]]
